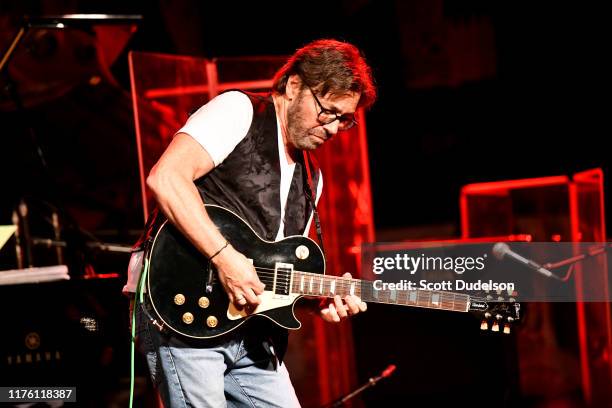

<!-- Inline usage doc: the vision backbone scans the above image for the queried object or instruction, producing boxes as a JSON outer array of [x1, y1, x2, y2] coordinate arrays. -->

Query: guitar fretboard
[[291, 271, 470, 313]]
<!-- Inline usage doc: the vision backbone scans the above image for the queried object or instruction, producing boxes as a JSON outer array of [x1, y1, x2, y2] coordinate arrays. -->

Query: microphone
[[492, 242, 559, 280]]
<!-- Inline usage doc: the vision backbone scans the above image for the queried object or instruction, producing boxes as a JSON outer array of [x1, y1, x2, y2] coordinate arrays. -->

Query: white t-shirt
[[123, 91, 322, 294]]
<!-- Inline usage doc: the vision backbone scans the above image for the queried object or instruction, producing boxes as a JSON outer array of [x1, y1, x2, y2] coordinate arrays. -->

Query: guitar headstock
[[469, 296, 521, 334]]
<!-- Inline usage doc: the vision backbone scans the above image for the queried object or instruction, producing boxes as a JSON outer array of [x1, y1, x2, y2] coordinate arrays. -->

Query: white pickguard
[[227, 291, 301, 320]]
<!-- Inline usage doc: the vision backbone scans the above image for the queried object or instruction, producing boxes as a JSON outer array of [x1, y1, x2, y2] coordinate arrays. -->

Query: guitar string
[[225, 266, 489, 300], [204, 278, 469, 310], [221, 265, 473, 298], [201, 264, 473, 309], [245, 269, 470, 299], [210, 270, 470, 298], [235, 267, 486, 301], [249, 267, 474, 296]]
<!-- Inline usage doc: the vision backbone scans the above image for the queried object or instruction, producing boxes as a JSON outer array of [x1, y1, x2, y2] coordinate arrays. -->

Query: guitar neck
[[291, 271, 470, 313]]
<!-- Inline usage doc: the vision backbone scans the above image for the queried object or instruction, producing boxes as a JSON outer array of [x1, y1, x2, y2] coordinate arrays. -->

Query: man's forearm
[[147, 171, 226, 259]]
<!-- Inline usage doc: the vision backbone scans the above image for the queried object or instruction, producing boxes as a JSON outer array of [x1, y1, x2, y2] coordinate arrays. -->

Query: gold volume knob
[[182, 312, 194, 324], [198, 297, 210, 309], [206, 316, 218, 328], [174, 294, 186, 305]]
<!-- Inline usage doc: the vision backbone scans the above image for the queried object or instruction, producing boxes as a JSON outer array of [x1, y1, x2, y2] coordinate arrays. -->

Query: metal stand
[[322, 365, 396, 408]]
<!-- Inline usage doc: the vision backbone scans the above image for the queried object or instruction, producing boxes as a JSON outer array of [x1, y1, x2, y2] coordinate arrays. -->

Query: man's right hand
[[211, 245, 265, 309]]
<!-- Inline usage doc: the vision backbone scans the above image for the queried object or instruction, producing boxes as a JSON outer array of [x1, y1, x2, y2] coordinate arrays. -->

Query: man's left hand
[[319, 273, 367, 323]]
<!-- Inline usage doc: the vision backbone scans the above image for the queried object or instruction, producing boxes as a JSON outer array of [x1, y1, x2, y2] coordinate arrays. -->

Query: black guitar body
[[146, 205, 325, 339]]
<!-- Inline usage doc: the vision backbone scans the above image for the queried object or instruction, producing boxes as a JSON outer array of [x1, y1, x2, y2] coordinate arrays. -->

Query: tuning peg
[[495, 314, 502, 320], [503, 324, 511, 334], [507, 317, 515, 323], [484, 312, 491, 319], [491, 321, 500, 332], [480, 320, 489, 330]]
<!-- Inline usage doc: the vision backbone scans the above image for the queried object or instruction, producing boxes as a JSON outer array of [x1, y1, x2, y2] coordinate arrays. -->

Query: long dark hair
[[272, 39, 377, 109]]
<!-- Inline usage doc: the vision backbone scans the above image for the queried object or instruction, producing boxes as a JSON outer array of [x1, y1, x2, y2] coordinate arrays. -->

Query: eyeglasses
[[307, 86, 358, 131]]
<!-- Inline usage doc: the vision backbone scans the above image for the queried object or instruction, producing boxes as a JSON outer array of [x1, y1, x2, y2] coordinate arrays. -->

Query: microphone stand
[[542, 244, 611, 282], [322, 365, 396, 408]]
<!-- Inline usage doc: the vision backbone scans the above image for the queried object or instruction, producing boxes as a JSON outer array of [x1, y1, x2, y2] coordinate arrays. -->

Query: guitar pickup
[[273, 262, 293, 298]]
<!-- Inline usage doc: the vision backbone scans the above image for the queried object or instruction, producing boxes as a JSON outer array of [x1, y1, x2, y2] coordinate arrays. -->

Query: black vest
[[195, 91, 320, 240]]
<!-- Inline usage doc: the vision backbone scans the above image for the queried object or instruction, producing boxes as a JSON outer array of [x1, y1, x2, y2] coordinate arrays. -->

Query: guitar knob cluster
[[173, 294, 215, 327]]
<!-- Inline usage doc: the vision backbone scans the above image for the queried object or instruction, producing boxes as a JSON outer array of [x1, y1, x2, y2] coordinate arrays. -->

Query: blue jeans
[[134, 303, 301, 407]]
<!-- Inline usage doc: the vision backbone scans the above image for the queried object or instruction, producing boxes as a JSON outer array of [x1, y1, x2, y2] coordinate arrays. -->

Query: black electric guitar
[[145, 205, 520, 339]]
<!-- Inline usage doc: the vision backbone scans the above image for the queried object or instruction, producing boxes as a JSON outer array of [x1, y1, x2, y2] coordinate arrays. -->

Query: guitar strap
[[302, 151, 325, 256]]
